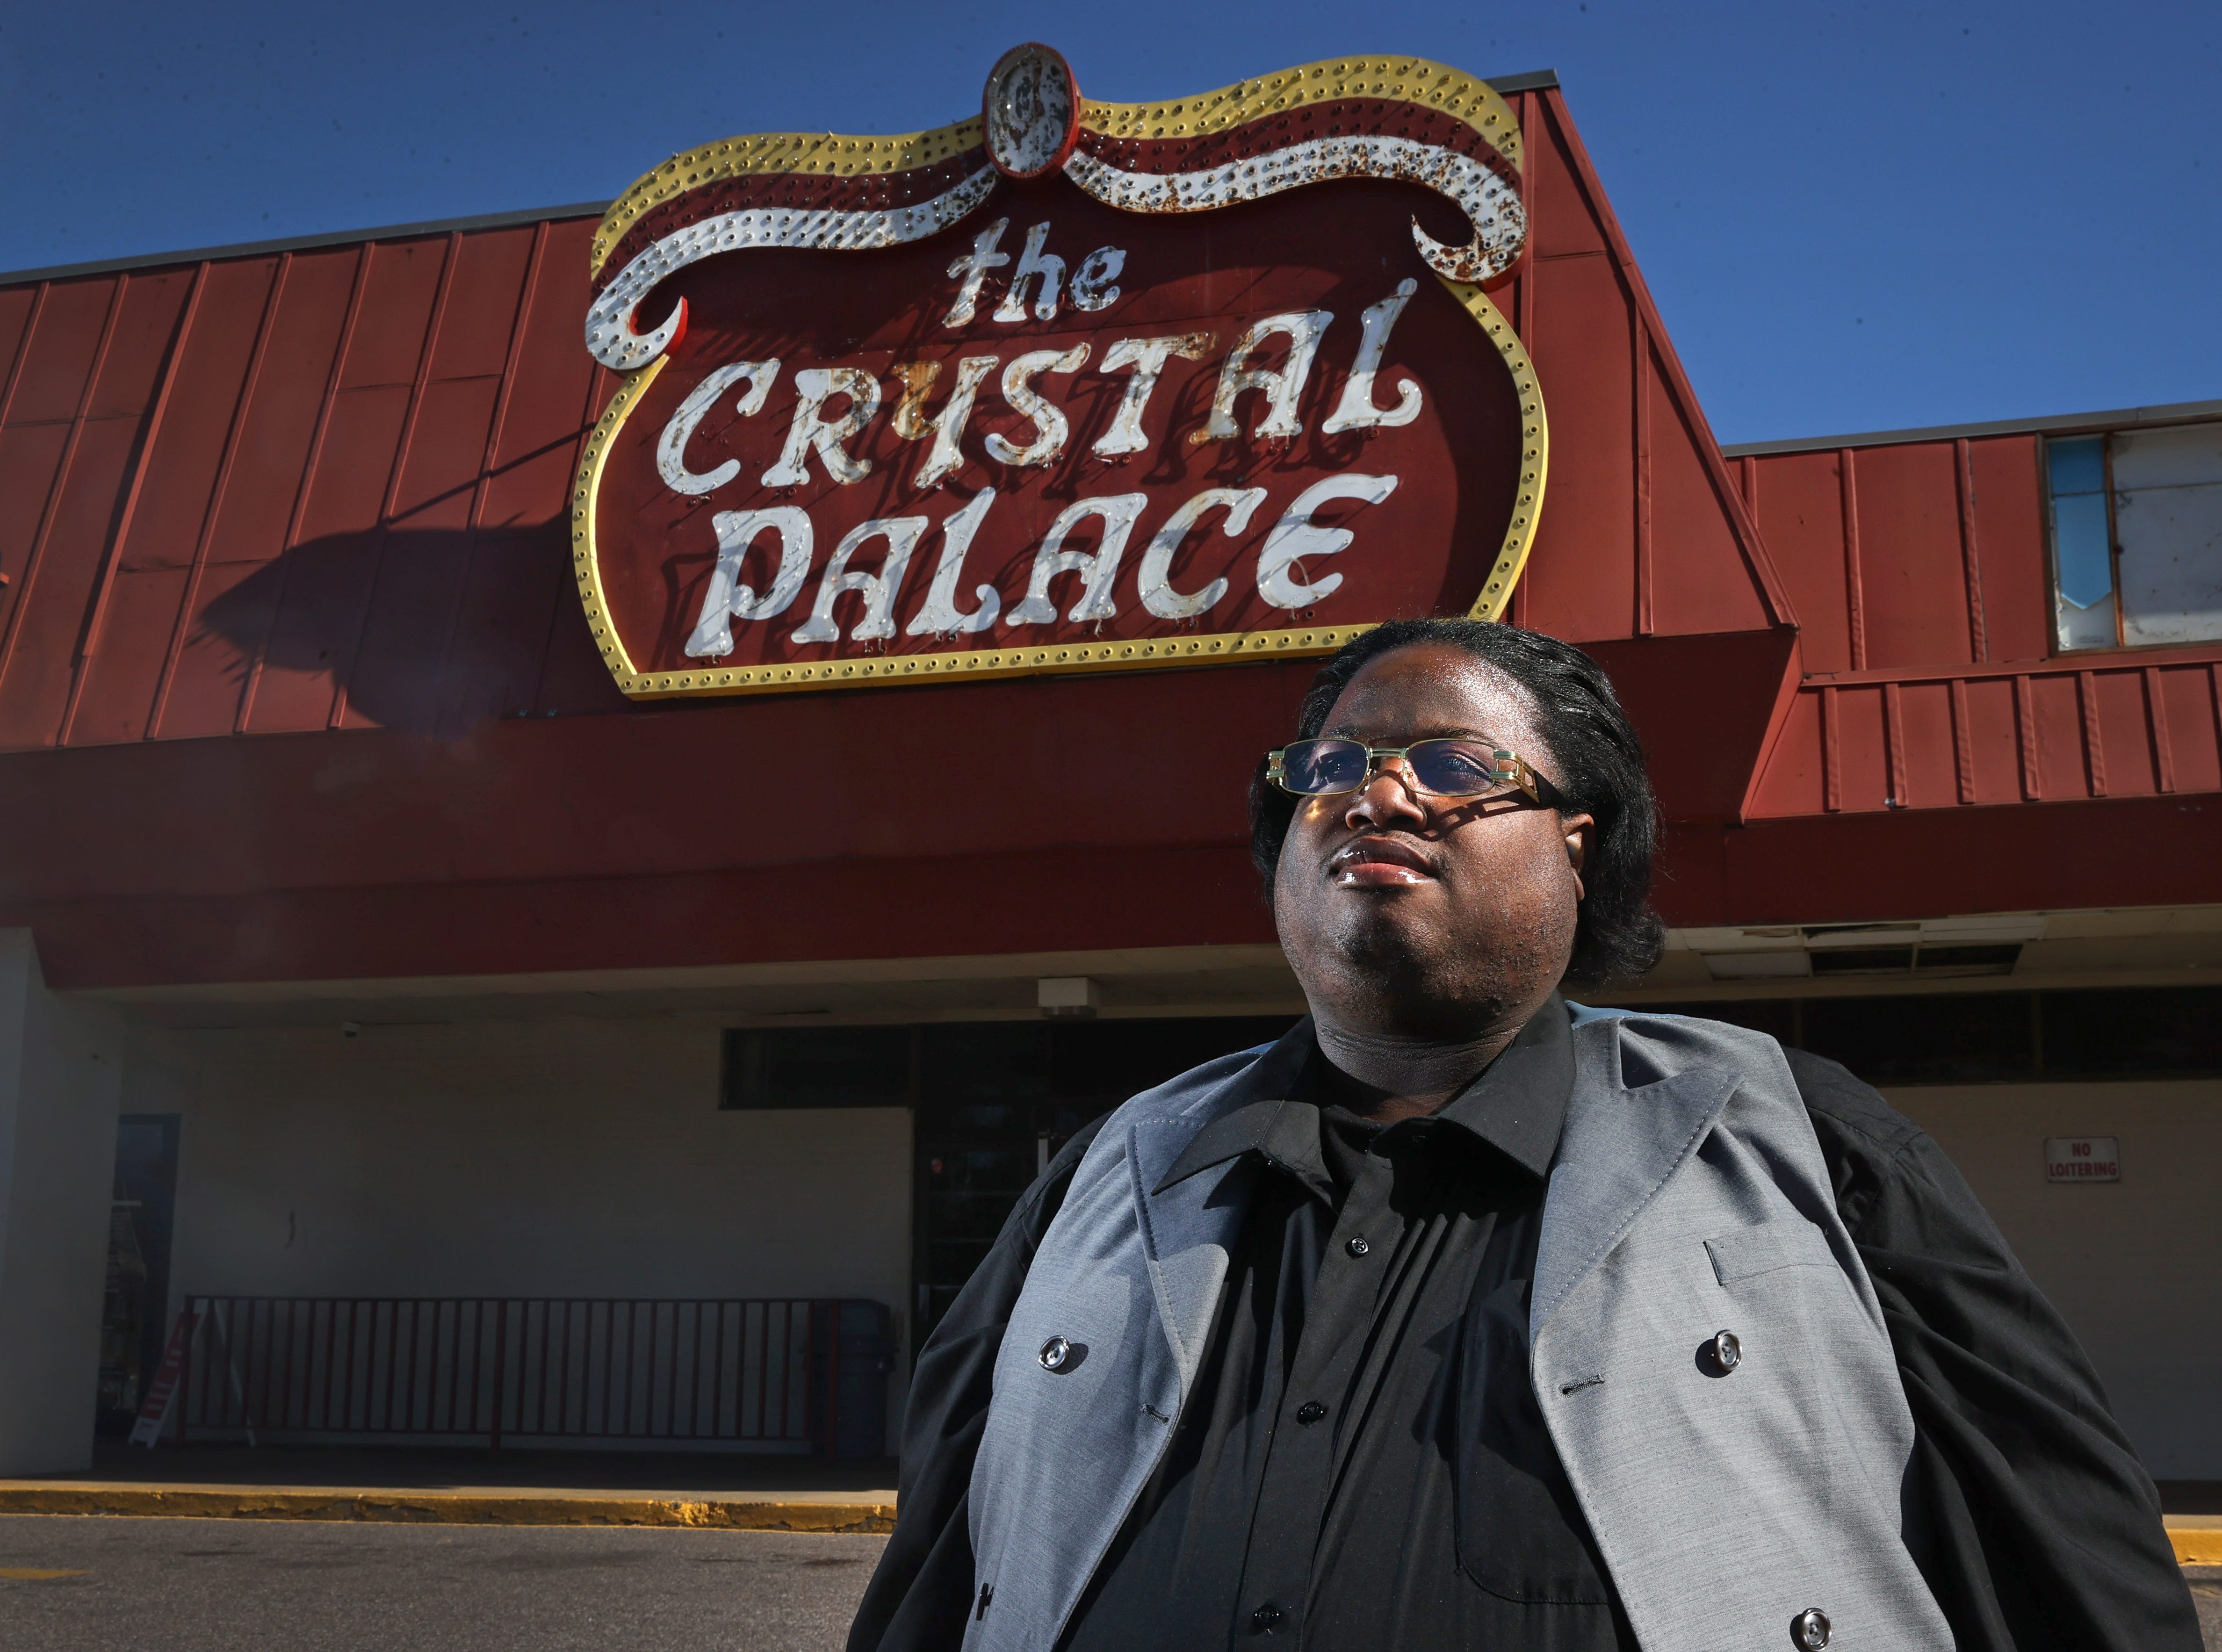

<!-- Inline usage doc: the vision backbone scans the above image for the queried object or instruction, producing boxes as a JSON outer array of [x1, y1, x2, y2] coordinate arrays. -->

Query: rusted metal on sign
[[572, 51, 1547, 699], [984, 43, 1083, 180]]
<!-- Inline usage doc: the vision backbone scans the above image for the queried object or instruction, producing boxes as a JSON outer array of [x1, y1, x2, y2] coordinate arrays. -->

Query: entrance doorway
[[911, 1017, 1298, 1337], [96, 1114, 179, 1435], [718, 1016, 1300, 1349]]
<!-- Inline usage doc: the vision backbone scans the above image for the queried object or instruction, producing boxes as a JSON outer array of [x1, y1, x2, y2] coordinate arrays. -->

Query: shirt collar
[[1151, 1020, 1329, 1198], [1426, 992, 1572, 1180], [1154, 996, 1574, 1195]]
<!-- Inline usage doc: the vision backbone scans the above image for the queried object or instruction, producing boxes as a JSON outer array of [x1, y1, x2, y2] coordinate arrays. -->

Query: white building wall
[[128, 1015, 912, 1441], [1891, 1080, 2222, 1479], [115, 1010, 2216, 1480], [0, 931, 123, 1475]]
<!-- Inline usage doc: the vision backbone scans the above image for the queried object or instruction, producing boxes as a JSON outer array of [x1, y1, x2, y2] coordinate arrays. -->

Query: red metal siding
[[0, 221, 612, 758], [0, 289, 36, 391], [1739, 434, 2057, 687], [1517, 244, 1637, 638], [1724, 795, 2222, 928], [1965, 435, 2049, 663], [1739, 416, 2222, 822], [1645, 359, 1773, 636], [6, 280, 116, 422], [1844, 442, 1979, 672], [1741, 450, 1854, 673], [340, 241, 447, 390], [0, 266, 160, 751], [2160, 664, 2222, 793], [0, 426, 73, 679], [197, 252, 362, 566], [1745, 688, 1825, 816], [1512, 91, 1788, 645], [69, 262, 268, 747], [1961, 677, 2022, 805], [1746, 649, 2222, 817]]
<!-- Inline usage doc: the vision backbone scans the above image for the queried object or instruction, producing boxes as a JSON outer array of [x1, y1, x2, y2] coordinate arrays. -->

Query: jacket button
[[1791, 1607, 1831, 1648], [1345, 1235, 1371, 1257], [1296, 1400, 1327, 1425], [1703, 1329, 1742, 1376], [1038, 1336, 1071, 1371], [1249, 1602, 1284, 1633]]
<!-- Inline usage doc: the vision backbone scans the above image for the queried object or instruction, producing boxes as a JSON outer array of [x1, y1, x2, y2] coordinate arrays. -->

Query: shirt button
[[1703, 1329, 1742, 1376], [1038, 1336, 1071, 1371], [1792, 1607, 1831, 1648], [1249, 1603, 1284, 1634], [1344, 1235, 1371, 1257], [1295, 1400, 1327, 1425]]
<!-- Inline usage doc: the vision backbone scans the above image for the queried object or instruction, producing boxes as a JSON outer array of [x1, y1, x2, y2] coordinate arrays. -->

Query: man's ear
[[1560, 812, 1595, 898]]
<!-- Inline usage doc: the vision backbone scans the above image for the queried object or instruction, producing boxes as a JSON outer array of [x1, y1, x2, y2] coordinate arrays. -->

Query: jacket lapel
[[1128, 1114, 1252, 1396], [1531, 1022, 1741, 1341]]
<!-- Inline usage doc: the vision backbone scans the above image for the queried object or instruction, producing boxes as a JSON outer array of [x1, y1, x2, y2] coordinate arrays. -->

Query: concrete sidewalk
[[0, 1443, 896, 1530], [2173, 1517, 2222, 1565], [2166, 1485, 2222, 1565]]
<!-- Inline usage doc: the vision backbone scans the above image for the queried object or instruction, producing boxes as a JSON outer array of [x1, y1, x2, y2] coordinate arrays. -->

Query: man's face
[[1272, 644, 1595, 1039]]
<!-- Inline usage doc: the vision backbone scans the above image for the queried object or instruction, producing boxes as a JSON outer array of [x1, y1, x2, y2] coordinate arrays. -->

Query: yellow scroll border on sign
[[590, 55, 1525, 282]]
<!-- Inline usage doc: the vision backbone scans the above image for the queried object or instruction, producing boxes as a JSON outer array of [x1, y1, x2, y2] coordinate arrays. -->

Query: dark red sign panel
[[575, 49, 1545, 697]]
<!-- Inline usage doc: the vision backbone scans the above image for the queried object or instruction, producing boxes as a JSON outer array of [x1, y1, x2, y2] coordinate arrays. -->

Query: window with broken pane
[[2048, 423, 2222, 651]]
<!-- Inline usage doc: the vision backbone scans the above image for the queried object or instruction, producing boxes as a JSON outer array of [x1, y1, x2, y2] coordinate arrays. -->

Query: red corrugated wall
[[0, 223, 627, 752], [1737, 439, 2222, 818]]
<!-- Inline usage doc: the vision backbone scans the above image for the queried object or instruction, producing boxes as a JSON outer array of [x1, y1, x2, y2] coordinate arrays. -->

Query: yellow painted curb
[[6, 1486, 2199, 1558], [0, 1486, 894, 1532], [2169, 1524, 2222, 1565]]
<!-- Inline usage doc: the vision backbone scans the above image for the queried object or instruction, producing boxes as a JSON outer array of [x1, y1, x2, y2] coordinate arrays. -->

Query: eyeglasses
[[1264, 736, 1557, 805]]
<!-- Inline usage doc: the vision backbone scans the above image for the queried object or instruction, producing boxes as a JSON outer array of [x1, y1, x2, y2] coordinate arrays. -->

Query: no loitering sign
[[2044, 1136, 2121, 1184]]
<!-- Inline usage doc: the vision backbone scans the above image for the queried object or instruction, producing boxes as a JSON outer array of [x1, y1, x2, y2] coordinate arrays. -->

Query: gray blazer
[[963, 1007, 1956, 1651]]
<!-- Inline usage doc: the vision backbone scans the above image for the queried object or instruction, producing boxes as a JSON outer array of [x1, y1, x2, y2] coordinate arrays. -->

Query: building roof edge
[[0, 202, 612, 287], [1722, 397, 2222, 456], [2, 72, 1577, 288]]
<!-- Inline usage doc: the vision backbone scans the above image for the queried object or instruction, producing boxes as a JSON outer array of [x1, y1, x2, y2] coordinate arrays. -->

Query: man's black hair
[[1248, 617, 1665, 987]]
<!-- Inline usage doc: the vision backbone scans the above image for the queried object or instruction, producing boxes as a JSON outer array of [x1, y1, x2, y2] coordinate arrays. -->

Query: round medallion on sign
[[983, 43, 1080, 180]]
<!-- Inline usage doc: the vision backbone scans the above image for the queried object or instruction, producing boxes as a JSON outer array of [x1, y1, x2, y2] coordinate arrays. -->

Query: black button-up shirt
[[1060, 996, 1634, 1651]]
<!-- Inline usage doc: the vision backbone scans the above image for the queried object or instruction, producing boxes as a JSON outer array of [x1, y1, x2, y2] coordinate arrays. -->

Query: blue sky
[[0, 1, 2214, 444]]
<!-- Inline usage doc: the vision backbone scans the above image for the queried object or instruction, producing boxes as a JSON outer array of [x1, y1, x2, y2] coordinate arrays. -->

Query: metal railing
[[176, 1296, 842, 1452]]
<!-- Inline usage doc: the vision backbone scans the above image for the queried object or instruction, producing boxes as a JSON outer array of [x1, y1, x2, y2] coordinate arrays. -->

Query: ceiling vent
[[1690, 915, 2041, 981]]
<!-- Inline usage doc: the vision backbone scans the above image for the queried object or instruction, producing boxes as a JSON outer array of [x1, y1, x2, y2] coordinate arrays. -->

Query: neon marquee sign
[[573, 46, 1545, 698]]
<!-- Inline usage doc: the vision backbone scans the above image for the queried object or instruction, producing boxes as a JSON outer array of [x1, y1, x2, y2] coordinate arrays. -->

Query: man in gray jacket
[[851, 619, 2199, 1652]]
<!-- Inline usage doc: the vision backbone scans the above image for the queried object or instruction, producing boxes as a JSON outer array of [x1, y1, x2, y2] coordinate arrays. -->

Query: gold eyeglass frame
[[1265, 739, 1554, 805]]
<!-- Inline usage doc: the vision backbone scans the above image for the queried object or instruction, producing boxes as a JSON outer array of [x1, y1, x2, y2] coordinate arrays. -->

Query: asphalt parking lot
[[2190, 1566, 2222, 1650], [3, 1515, 2214, 1650], [0, 1515, 886, 1652]]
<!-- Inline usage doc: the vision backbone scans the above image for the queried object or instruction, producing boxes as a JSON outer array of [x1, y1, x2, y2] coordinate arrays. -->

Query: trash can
[[812, 1299, 896, 1460]]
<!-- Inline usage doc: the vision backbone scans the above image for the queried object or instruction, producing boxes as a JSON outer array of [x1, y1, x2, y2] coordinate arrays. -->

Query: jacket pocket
[[1453, 1276, 1616, 1604], [1703, 1218, 1837, 1285]]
